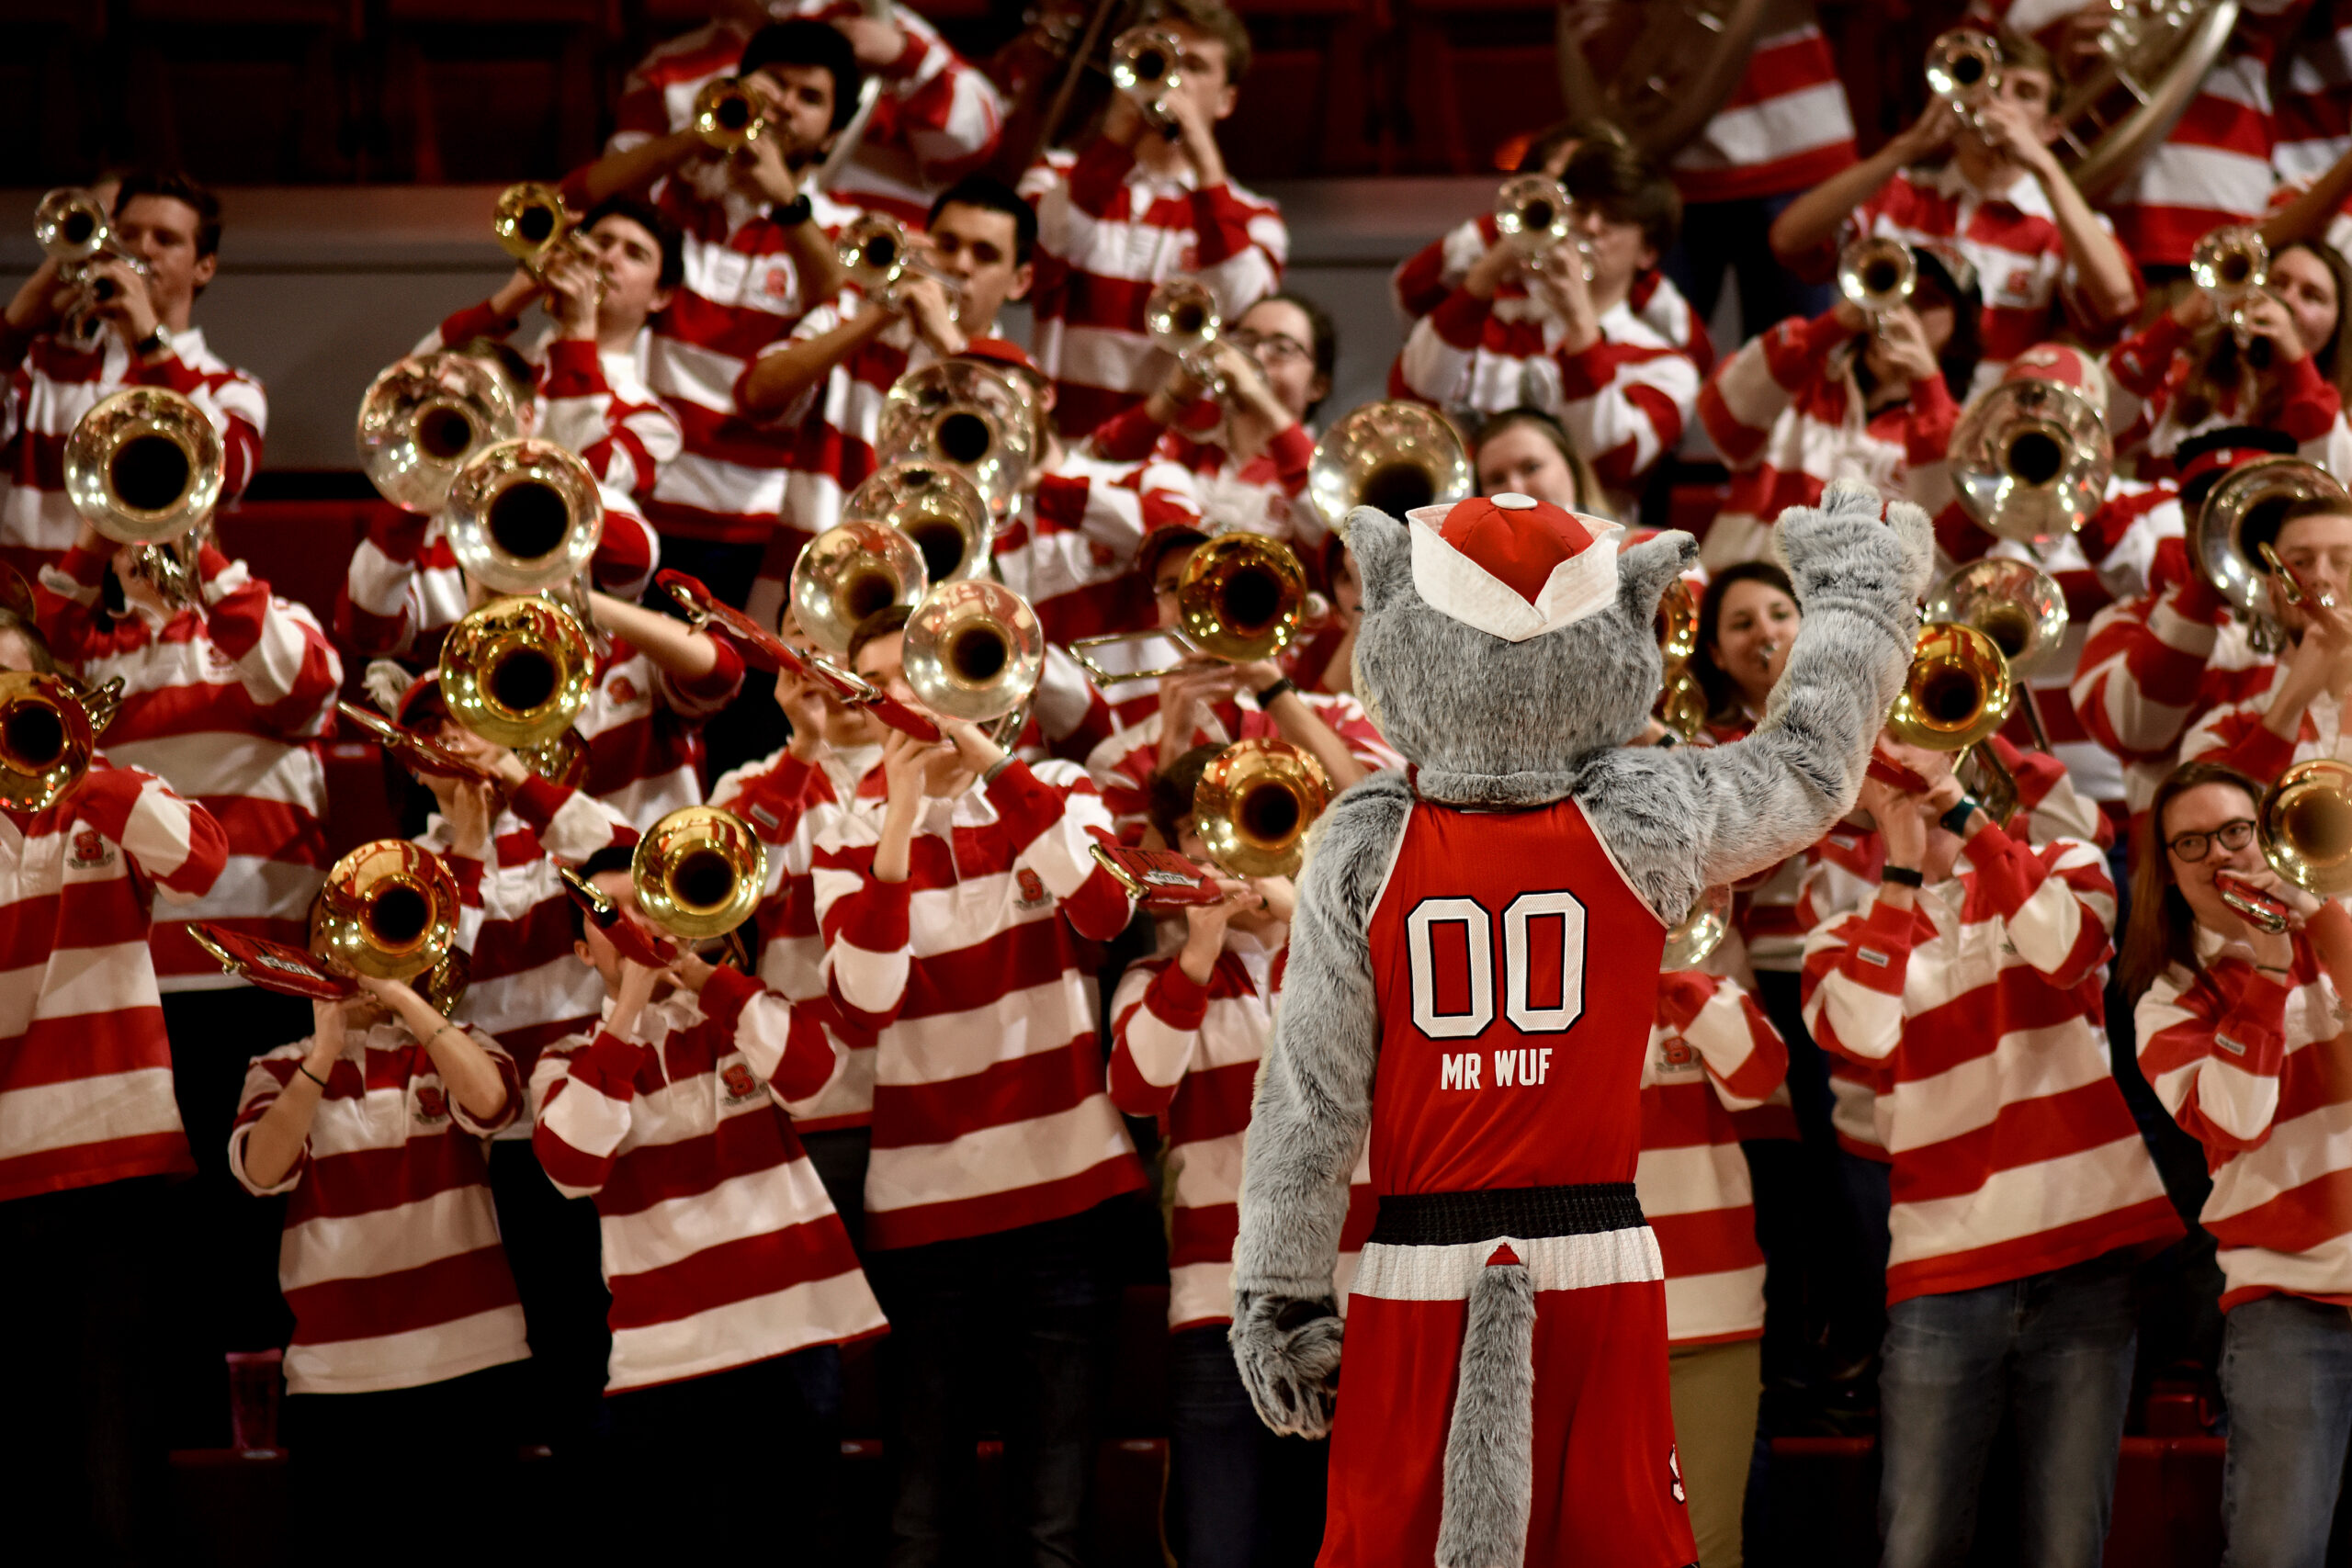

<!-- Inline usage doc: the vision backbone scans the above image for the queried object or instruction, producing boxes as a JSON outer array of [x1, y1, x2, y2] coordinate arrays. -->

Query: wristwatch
[[769, 194, 813, 229], [134, 323, 173, 362]]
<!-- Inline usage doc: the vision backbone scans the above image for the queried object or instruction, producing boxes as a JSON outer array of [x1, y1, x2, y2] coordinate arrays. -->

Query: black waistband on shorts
[[1366, 1182, 1645, 1247]]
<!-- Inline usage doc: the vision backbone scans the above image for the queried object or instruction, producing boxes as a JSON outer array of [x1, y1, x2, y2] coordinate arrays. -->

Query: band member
[[230, 955, 527, 1556], [608, 0, 1006, 224], [1025, 0, 1285, 436], [1109, 745, 1373, 1565], [2177, 493, 2352, 783], [0, 170, 266, 582], [2103, 238, 2352, 479], [2127, 760, 2352, 1568], [1804, 737, 2179, 1568], [1637, 967, 1788, 1568], [537, 843, 881, 1559], [811, 607, 1144, 1562], [562, 19, 862, 597], [0, 612, 226, 1562], [1470, 406, 1605, 513], [1769, 31, 2139, 398], [1393, 139, 1700, 519], [1694, 245, 1976, 568], [1088, 290, 1337, 549]]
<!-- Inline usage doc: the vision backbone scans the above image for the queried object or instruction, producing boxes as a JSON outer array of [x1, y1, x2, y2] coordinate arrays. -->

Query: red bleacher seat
[[379, 0, 610, 182]]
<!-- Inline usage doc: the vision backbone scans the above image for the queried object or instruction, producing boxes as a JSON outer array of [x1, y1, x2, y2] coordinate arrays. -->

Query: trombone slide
[[558, 865, 679, 968], [656, 570, 942, 741], [2213, 873, 2292, 935]]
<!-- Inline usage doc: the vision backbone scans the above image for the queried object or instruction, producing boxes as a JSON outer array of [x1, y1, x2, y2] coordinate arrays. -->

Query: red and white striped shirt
[[1669, 18, 1858, 204], [608, 7, 1004, 226], [1695, 308, 1958, 567], [1802, 790, 2179, 1303], [0, 762, 225, 1202], [1394, 291, 1699, 517], [1974, 0, 2294, 267], [1637, 969, 1787, 1346], [532, 965, 883, 1391], [2102, 310, 2352, 479], [812, 758, 1147, 1248], [760, 297, 933, 576], [993, 447, 1204, 648], [2274, 0, 2352, 184], [1084, 687, 1402, 840], [2178, 652, 2338, 784], [37, 544, 340, 990], [0, 325, 265, 583], [1088, 404, 1321, 551], [230, 1017, 529, 1394], [1801, 158, 2137, 400], [1390, 219, 1711, 375], [2137, 924, 2352, 1312], [1025, 144, 1286, 438], [1111, 929, 1375, 1329]]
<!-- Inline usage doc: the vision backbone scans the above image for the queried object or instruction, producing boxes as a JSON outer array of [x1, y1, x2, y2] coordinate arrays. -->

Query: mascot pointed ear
[[1615, 529, 1699, 629], [1342, 506, 1412, 614]]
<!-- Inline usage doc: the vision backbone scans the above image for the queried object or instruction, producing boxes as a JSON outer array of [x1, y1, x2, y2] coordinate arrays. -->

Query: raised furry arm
[[1230, 772, 1411, 1437]]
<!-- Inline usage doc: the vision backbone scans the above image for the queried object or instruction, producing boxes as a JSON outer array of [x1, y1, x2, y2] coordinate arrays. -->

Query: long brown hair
[[2118, 759, 2264, 1001], [2173, 240, 2352, 429], [1689, 560, 1796, 728]]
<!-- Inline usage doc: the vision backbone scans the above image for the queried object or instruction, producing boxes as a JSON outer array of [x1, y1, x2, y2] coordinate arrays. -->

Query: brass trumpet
[[1070, 533, 1308, 685], [356, 352, 524, 514], [877, 361, 1038, 517], [836, 212, 964, 313], [1146, 278, 1228, 400], [2257, 757, 2352, 897], [1949, 376, 2111, 543], [34, 186, 151, 346], [903, 579, 1046, 725], [438, 595, 595, 750], [62, 387, 226, 610], [1887, 621, 2020, 823], [0, 671, 113, 813], [444, 438, 605, 596], [492, 181, 596, 285], [841, 460, 992, 585], [791, 520, 930, 655], [1661, 884, 1732, 971], [1926, 28, 2001, 132], [1110, 26, 1184, 137], [692, 77, 765, 152], [1495, 174, 1592, 284], [1306, 400, 1475, 537], [2189, 222, 2268, 300], [1838, 236, 1916, 336], [2191, 456, 2350, 651], [633, 805, 767, 940], [313, 840, 461, 983], [1193, 737, 1330, 878], [1654, 577, 1707, 740]]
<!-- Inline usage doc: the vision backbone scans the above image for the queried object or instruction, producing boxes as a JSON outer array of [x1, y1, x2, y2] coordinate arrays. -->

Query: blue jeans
[[2220, 1293, 2352, 1568], [865, 1202, 1123, 1568], [1168, 1324, 1329, 1566], [1878, 1249, 2139, 1568]]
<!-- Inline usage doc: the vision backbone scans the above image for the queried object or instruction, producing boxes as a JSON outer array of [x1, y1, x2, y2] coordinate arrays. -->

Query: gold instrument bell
[[1109, 25, 1184, 132], [841, 460, 992, 584], [792, 520, 929, 655], [1069, 533, 1310, 685], [835, 212, 963, 307], [439, 594, 596, 749], [1949, 378, 2112, 543], [877, 361, 1039, 517], [1887, 623, 2014, 754], [2257, 757, 2352, 896], [1837, 235, 1917, 328], [2189, 223, 2268, 299], [492, 182, 585, 276], [1193, 738, 1331, 879], [692, 77, 765, 152], [62, 386, 225, 546], [903, 579, 1046, 724], [1654, 577, 1708, 740], [1661, 885, 1732, 971], [1145, 278, 1229, 398], [634, 805, 767, 939], [0, 671, 109, 813], [1306, 401, 1474, 537], [444, 438, 605, 596], [1925, 28, 2001, 130], [33, 186, 109, 264], [1923, 558, 2070, 680], [2191, 456, 2349, 649], [314, 840, 460, 982], [356, 351, 524, 514]]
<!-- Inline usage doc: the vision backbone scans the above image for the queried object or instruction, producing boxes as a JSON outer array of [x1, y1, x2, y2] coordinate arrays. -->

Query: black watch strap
[[136, 324, 173, 360], [1939, 795, 1981, 838], [1254, 676, 1297, 707], [769, 194, 813, 228], [1882, 865, 1926, 888]]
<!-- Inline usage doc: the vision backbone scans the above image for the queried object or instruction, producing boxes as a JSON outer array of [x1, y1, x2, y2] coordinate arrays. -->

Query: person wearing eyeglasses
[[1086, 291, 1338, 553], [2126, 758, 2352, 1568]]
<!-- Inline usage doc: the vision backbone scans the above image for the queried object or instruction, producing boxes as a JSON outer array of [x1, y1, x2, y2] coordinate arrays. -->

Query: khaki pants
[[1668, 1337, 1762, 1568]]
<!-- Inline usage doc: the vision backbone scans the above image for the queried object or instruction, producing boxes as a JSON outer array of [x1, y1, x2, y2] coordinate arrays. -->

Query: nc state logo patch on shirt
[[606, 674, 640, 706], [67, 829, 115, 871], [1658, 1036, 1701, 1075], [412, 1085, 449, 1126], [720, 1062, 762, 1103], [1014, 868, 1049, 909], [764, 266, 795, 299]]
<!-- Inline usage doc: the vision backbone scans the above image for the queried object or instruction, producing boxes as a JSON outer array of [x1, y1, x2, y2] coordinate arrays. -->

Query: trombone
[[877, 361, 1039, 517], [62, 386, 226, 611], [659, 569, 942, 742], [836, 213, 966, 316], [356, 352, 524, 514], [1838, 236, 1916, 339], [634, 805, 767, 939], [2190, 456, 2350, 652], [903, 579, 1045, 739], [1654, 578, 1707, 741], [443, 438, 605, 596], [1193, 737, 1330, 879], [1146, 278, 1229, 400], [0, 671, 118, 814], [841, 460, 992, 584], [1948, 375, 2112, 543], [313, 840, 461, 983], [790, 519, 930, 655], [1110, 26, 1185, 138], [1885, 621, 2020, 826], [1926, 28, 2001, 133], [692, 77, 765, 152], [1923, 558, 2070, 751], [812, 0, 894, 190], [1069, 533, 1309, 686], [1306, 400, 1476, 538], [2256, 757, 2352, 897], [438, 594, 596, 750]]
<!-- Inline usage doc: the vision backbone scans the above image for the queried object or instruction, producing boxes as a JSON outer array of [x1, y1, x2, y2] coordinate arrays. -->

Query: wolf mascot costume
[[1230, 480, 1929, 1566]]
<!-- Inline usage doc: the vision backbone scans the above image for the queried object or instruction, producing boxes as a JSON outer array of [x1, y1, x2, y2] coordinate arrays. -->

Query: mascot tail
[[1435, 1247, 1538, 1568]]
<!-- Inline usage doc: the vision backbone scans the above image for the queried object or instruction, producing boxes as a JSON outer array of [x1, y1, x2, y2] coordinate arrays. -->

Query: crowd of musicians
[[7, 3, 2352, 1566]]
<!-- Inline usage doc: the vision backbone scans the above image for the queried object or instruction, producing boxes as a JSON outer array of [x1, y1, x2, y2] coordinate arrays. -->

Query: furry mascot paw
[[1231, 1291, 1345, 1438]]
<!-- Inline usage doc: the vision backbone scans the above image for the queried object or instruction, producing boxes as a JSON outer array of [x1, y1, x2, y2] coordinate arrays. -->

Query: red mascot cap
[[1405, 492, 1624, 642]]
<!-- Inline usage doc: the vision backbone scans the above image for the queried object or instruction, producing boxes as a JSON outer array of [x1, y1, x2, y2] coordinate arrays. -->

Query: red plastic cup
[[224, 1348, 284, 1456]]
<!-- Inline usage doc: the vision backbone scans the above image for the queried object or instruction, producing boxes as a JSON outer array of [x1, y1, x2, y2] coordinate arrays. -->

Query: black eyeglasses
[[2165, 818, 2256, 862]]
